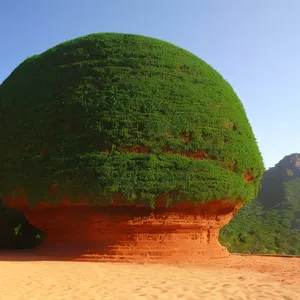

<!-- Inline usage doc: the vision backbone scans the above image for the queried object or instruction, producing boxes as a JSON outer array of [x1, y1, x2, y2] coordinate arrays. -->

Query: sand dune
[[0, 253, 299, 300]]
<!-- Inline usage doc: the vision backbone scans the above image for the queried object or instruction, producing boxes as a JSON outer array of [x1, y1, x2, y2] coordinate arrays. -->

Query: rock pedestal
[[3, 194, 241, 263]]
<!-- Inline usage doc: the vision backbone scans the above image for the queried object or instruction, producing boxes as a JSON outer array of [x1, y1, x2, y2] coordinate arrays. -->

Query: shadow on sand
[[0, 248, 102, 262]]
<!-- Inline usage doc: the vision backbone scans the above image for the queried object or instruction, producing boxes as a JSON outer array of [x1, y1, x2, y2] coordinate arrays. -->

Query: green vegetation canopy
[[0, 33, 264, 207]]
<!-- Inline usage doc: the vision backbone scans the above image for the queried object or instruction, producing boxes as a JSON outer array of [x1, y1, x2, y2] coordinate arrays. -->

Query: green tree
[[0, 33, 264, 208]]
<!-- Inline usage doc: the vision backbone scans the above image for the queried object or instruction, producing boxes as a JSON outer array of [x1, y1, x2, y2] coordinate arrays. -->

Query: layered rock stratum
[[4, 194, 242, 261]]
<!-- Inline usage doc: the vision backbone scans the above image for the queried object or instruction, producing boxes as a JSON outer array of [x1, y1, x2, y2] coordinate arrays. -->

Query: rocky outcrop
[[3, 194, 242, 263]]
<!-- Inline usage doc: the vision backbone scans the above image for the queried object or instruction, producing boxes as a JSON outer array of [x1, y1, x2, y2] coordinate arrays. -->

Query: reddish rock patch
[[3, 193, 242, 263], [128, 145, 150, 153], [243, 170, 254, 182], [119, 145, 218, 161], [62, 122, 72, 131], [184, 150, 217, 160], [117, 145, 151, 153], [180, 133, 192, 143]]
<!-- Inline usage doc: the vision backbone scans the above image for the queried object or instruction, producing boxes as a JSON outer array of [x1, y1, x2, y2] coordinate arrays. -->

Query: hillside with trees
[[220, 153, 300, 255]]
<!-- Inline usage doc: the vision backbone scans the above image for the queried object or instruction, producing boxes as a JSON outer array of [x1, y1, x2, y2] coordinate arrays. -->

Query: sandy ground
[[0, 253, 299, 300]]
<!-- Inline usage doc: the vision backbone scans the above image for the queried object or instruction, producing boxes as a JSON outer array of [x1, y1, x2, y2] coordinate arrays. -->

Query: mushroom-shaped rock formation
[[0, 33, 264, 262]]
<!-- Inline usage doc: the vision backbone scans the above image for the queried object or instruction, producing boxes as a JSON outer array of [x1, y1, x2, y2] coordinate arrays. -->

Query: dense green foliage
[[284, 178, 300, 229], [219, 202, 300, 255], [0, 33, 263, 207], [220, 154, 300, 255], [255, 154, 300, 229]]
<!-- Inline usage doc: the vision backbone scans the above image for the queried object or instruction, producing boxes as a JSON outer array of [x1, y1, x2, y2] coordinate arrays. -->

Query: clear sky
[[1, 0, 299, 169]]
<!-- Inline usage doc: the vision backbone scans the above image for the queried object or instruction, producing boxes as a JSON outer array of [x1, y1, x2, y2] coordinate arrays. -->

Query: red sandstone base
[[3, 195, 241, 263]]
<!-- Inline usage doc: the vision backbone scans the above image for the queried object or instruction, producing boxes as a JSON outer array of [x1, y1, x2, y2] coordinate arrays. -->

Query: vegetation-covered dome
[[0, 33, 264, 208]]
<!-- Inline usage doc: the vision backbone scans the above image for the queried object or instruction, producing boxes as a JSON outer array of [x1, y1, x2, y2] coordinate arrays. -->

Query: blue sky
[[1, 0, 299, 169]]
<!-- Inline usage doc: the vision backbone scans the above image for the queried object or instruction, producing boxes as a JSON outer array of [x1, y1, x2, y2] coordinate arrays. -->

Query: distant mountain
[[220, 153, 300, 255], [256, 153, 300, 229]]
